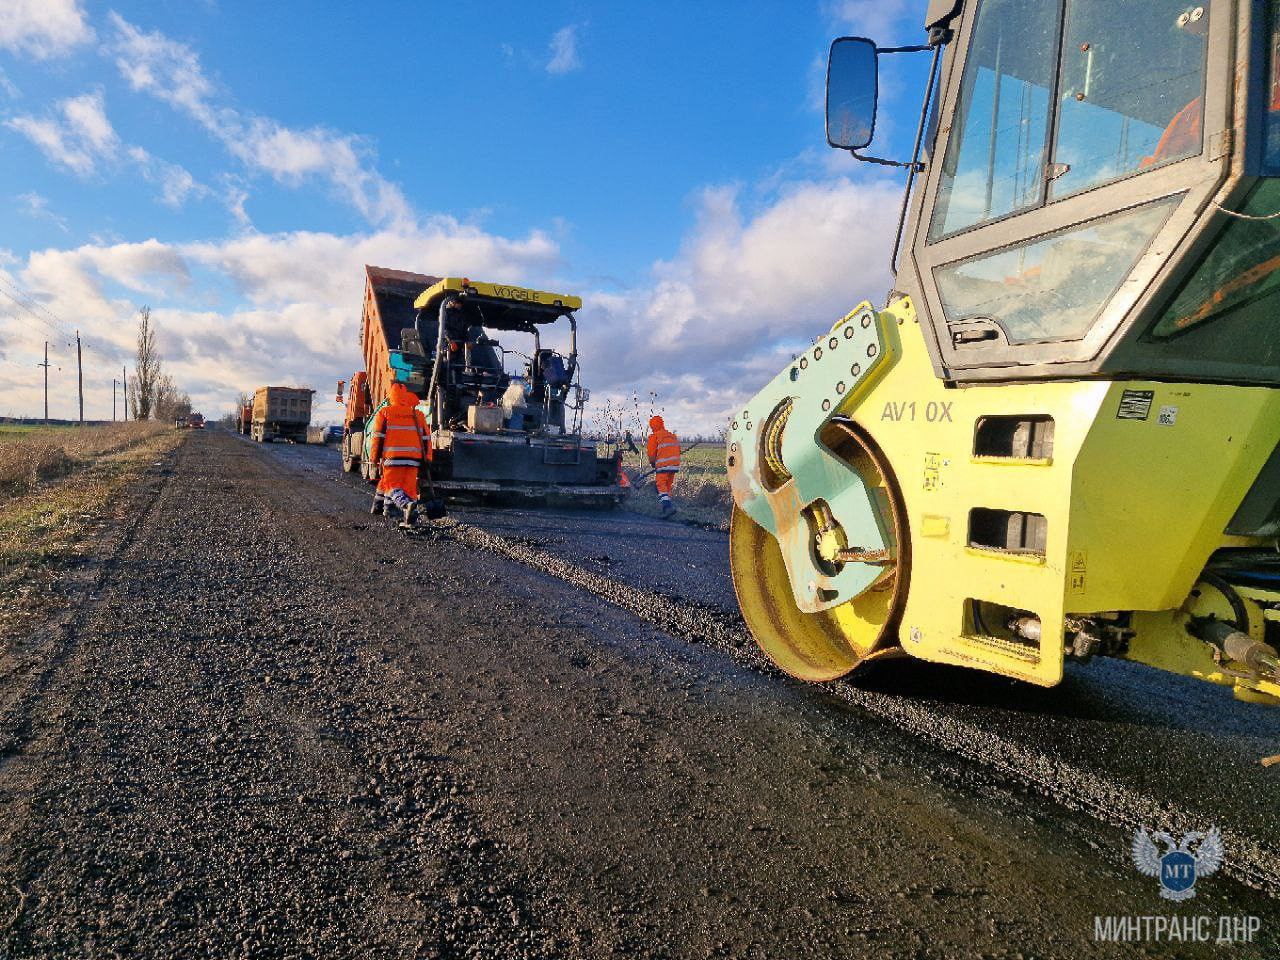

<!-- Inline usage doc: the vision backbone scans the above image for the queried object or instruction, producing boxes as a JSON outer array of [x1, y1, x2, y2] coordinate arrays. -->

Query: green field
[[0, 423, 77, 435]]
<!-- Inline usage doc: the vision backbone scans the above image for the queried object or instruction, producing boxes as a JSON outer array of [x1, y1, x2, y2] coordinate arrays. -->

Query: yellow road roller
[[727, 0, 1280, 704]]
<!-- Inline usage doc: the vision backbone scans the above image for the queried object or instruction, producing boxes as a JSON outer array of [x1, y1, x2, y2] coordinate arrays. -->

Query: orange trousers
[[377, 463, 420, 500], [655, 471, 676, 496]]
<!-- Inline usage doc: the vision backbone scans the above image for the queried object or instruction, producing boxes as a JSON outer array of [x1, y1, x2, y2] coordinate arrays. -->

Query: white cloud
[[0, 220, 561, 422], [0, 0, 93, 60], [8, 90, 207, 208], [0, 68, 21, 100], [17, 192, 69, 232], [126, 145, 208, 209], [219, 177, 252, 230], [61, 90, 117, 153], [6, 90, 117, 174], [7, 114, 93, 174], [575, 174, 901, 430], [108, 13, 412, 227], [825, 0, 916, 39], [546, 25, 582, 75]]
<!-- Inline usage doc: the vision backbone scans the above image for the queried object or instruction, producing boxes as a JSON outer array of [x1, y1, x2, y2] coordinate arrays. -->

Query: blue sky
[[0, 0, 925, 427]]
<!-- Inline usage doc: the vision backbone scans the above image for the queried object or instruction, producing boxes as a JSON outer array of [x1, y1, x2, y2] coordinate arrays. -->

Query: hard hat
[[649, 415, 664, 431]]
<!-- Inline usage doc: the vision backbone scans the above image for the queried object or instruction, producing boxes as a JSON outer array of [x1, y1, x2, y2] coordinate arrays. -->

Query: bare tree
[[218, 392, 252, 428], [155, 374, 192, 421], [130, 306, 161, 420]]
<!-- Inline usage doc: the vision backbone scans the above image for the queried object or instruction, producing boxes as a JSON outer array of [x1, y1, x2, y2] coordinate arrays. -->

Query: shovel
[[421, 469, 447, 521]]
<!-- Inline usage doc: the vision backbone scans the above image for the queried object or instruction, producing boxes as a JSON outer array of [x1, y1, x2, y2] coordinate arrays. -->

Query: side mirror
[[826, 37, 879, 151], [335, 379, 345, 404]]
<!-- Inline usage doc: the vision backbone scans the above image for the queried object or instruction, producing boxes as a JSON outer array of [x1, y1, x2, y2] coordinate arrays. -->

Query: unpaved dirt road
[[0, 428, 1276, 959]]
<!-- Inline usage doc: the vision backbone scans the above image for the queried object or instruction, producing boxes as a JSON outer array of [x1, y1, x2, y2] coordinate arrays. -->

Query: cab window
[[1144, 180, 1280, 368], [931, 0, 1210, 240], [936, 196, 1178, 343], [1051, 0, 1209, 198], [930, 0, 1059, 239]]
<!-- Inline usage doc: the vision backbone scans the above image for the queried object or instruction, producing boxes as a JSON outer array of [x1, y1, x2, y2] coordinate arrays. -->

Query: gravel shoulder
[[0, 429, 1275, 959]]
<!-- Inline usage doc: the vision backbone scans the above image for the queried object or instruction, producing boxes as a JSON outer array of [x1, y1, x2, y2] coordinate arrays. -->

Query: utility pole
[[76, 331, 84, 424], [122, 365, 128, 421], [113, 378, 118, 421], [37, 342, 50, 424]]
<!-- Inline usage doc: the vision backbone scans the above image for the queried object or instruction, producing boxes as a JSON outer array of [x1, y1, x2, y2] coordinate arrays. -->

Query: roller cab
[[729, 0, 1280, 703]]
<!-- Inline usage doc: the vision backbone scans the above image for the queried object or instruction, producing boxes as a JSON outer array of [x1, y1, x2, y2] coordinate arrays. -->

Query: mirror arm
[[877, 44, 932, 54], [890, 41, 945, 276], [848, 151, 925, 170]]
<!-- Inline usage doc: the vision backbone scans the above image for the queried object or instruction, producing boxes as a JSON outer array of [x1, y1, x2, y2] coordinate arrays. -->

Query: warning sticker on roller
[[1116, 389, 1154, 420]]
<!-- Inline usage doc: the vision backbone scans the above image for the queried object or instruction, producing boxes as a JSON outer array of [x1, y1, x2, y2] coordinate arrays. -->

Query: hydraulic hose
[[1190, 616, 1280, 679], [424, 296, 456, 432]]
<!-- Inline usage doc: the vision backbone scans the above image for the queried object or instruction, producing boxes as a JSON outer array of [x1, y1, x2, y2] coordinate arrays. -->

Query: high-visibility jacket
[[370, 402, 431, 466], [647, 428, 681, 474]]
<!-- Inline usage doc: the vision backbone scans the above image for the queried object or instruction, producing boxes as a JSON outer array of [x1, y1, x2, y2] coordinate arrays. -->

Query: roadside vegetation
[[0, 422, 183, 638], [591, 393, 733, 529], [619, 443, 731, 529]]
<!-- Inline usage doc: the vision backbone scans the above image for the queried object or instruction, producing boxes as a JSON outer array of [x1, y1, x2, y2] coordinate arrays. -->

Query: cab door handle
[[948, 318, 1006, 346]]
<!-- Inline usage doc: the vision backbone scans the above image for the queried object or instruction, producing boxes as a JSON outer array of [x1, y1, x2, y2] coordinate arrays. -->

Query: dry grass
[[0, 423, 183, 640], [0, 423, 169, 497]]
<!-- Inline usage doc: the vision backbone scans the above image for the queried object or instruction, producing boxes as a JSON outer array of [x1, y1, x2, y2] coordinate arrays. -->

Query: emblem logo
[[1131, 827, 1224, 901]]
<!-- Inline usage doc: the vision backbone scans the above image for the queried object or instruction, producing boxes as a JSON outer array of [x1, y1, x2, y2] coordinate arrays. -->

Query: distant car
[[189, 413, 206, 429], [321, 425, 343, 444]]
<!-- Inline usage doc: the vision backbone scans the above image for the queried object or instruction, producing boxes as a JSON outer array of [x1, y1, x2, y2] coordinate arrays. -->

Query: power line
[[0, 277, 70, 339], [0, 285, 68, 339], [0, 274, 66, 327], [0, 278, 113, 365], [0, 295, 119, 368]]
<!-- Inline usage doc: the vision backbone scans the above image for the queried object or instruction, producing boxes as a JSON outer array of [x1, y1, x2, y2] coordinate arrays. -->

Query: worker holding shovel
[[646, 415, 681, 519]]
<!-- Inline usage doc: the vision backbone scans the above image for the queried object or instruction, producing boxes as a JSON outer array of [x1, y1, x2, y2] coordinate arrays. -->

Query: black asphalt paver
[[0, 430, 1275, 959]]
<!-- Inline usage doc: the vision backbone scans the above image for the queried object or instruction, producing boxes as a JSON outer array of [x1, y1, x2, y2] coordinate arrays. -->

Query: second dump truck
[[251, 386, 314, 443], [338, 266, 621, 504]]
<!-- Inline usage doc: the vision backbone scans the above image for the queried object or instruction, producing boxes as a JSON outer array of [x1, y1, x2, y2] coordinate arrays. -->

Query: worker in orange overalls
[[646, 415, 681, 519], [369, 381, 431, 528]]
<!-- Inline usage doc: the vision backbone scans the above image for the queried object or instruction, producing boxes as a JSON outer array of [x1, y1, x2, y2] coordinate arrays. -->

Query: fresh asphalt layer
[[275, 437, 1280, 880], [0, 427, 1274, 959]]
